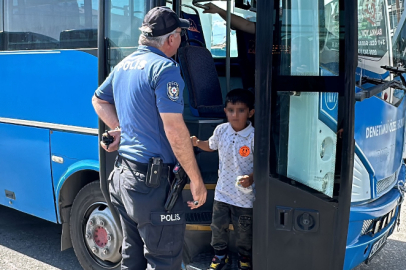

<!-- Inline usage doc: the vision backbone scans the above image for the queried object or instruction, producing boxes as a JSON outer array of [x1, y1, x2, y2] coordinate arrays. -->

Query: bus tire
[[70, 181, 122, 270]]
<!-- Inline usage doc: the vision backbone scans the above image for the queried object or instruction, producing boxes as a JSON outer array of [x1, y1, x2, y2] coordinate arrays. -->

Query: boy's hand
[[190, 136, 199, 147], [202, 3, 222, 14], [239, 175, 253, 188]]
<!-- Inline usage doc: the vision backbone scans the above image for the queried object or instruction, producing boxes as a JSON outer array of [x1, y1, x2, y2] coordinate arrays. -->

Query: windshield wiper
[[381, 65, 406, 86], [355, 76, 406, 102]]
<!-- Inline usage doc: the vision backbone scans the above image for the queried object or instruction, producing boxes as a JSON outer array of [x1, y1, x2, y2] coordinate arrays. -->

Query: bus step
[[185, 211, 213, 224], [185, 252, 240, 270]]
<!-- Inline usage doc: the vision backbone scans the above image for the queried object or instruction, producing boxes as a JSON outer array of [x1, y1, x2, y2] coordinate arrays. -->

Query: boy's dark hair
[[224, 88, 255, 110]]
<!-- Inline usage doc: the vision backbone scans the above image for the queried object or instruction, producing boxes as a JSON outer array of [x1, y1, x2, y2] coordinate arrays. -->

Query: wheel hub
[[94, 226, 108, 248], [84, 204, 122, 264]]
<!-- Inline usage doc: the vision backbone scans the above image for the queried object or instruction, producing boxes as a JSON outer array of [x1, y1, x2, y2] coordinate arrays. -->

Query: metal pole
[[396, 0, 401, 23], [226, 0, 231, 93]]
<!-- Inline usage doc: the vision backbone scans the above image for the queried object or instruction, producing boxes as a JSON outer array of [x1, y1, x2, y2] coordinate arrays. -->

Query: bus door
[[253, 0, 357, 269]]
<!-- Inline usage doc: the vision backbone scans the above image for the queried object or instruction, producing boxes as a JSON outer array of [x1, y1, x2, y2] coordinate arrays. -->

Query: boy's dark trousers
[[210, 200, 253, 257]]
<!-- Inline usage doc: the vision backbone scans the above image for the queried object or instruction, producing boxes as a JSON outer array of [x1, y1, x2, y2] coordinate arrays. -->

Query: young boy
[[190, 89, 255, 270]]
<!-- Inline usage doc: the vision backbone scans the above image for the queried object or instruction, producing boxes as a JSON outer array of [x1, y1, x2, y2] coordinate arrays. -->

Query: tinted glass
[[3, 0, 98, 51], [108, 0, 143, 49], [271, 92, 338, 198], [106, 0, 146, 70], [274, 0, 340, 76]]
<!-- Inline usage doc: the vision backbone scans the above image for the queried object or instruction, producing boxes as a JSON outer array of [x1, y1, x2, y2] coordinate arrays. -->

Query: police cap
[[141, 6, 190, 37]]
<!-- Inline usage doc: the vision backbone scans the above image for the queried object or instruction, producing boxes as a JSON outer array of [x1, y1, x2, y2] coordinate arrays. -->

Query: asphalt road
[[0, 202, 405, 270]]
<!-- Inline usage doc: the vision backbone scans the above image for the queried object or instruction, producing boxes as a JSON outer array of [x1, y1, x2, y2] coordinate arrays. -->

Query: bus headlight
[[351, 154, 371, 202]]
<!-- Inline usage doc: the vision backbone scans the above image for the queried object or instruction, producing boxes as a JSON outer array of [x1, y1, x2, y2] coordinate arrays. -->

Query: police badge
[[167, 82, 180, 101]]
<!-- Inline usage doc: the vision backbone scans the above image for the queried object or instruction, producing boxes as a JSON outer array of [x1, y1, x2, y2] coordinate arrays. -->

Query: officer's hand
[[187, 180, 207, 210], [190, 136, 199, 147], [202, 3, 221, 14], [100, 129, 121, 152], [239, 175, 253, 188]]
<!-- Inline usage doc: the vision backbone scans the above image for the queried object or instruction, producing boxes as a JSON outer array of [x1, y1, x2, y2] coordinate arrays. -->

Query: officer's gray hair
[[138, 27, 178, 48]]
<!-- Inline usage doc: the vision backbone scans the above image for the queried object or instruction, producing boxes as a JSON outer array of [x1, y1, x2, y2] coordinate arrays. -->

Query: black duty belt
[[115, 155, 172, 178]]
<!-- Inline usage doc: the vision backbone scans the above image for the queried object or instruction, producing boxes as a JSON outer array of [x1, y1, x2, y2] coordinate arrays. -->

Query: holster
[[164, 163, 188, 212]]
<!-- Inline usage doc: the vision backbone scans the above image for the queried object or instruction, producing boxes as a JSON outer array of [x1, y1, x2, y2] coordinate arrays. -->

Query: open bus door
[[253, 0, 357, 269]]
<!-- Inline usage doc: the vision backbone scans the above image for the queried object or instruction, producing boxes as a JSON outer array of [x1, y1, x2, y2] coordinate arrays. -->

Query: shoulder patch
[[167, 82, 180, 101]]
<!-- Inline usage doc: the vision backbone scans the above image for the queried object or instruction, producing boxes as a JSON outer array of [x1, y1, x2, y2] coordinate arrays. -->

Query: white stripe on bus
[[0, 117, 98, 135]]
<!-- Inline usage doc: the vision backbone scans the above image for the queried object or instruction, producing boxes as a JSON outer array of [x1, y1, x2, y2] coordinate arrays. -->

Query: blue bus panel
[[0, 123, 56, 222], [0, 50, 98, 128]]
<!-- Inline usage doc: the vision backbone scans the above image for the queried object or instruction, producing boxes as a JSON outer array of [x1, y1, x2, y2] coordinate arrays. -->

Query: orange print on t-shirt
[[239, 146, 250, 157]]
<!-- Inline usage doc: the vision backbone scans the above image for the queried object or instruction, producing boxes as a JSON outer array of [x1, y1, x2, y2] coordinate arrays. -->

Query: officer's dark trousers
[[109, 156, 185, 270]]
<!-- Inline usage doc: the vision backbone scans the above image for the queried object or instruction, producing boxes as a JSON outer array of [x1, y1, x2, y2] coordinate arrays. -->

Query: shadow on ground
[[0, 205, 82, 270], [353, 238, 406, 270]]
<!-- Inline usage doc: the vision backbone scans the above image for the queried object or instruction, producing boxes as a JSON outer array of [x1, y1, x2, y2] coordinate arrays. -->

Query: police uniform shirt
[[209, 122, 255, 208], [95, 45, 184, 164]]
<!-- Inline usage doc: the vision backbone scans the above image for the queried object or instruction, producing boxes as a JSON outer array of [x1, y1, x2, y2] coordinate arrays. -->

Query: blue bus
[[0, 0, 405, 269]]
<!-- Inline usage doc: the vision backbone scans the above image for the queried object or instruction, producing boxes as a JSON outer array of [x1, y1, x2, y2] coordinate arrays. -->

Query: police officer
[[92, 6, 207, 270]]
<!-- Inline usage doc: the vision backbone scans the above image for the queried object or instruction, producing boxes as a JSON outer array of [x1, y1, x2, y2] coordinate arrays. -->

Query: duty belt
[[115, 155, 172, 178]]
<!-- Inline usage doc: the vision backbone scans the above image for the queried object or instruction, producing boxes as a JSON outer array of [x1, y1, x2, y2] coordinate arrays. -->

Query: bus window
[[3, 0, 98, 51], [182, 0, 247, 58], [275, 0, 340, 76], [0, 0, 3, 32], [387, 0, 404, 33], [271, 0, 342, 198], [392, 12, 406, 103], [0, 0, 3, 51], [357, 0, 388, 59], [393, 17, 406, 68], [107, 0, 144, 61]]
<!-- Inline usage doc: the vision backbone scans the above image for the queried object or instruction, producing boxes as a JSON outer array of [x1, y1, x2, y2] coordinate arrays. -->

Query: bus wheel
[[70, 181, 122, 270]]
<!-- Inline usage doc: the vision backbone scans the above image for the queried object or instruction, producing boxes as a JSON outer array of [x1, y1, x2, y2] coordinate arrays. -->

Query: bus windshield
[[357, 0, 389, 59]]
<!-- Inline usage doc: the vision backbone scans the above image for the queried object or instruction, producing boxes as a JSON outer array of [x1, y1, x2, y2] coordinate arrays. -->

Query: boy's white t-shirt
[[209, 122, 255, 208]]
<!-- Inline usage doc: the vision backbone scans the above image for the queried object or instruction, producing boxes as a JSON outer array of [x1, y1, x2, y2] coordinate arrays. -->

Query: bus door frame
[[253, 0, 357, 269]]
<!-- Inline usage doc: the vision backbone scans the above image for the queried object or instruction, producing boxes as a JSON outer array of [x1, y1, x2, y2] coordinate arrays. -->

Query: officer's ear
[[167, 33, 176, 45]]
